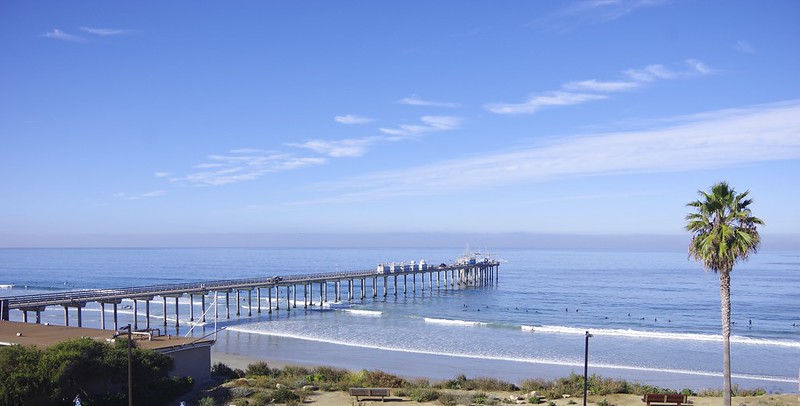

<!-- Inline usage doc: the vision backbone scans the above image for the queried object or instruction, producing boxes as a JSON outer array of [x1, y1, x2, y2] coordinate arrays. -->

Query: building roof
[[0, 321, 214, 351]]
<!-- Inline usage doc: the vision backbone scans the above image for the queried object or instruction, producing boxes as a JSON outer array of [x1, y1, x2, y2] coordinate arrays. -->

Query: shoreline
[[211, 330, 799, 393]]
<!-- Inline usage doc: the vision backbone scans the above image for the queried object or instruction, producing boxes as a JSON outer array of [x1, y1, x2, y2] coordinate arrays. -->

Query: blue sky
[[2, 1, 799, 248]]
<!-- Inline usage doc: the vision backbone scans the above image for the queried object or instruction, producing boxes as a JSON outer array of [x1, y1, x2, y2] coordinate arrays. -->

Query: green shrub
[[271, 386, 301, 403], [410, 388, 440, 402], [226, 399, 249, 406], [247, 391, 272, 406], [245, 361, 273, 377], [467, 377, 518, 391], [251, 375, 274, 388], [597, 399, 610, 406], [0, 337, 190, 406], [473, 392, 489, 404], [229, 386, 255, 398], [211, 362, 239, 379], [198, 396, 217, 406], [280, 365, 310, 379], [365, 370, 406, 388], [437, 392, 457, 406], [406, 377, 431, 388]]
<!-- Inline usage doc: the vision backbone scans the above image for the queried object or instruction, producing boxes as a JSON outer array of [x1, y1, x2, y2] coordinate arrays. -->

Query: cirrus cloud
[[398, 96, 460, 108], [379, 116, 462, 136], [288, 138, 378, 158], [40, 29, 82, 42], [169, 150, 327, 186], [334, 114, 374, 125], [486, 92, 608, 115], [303, 100, 800, 203], [80, 27, 129, 36], [488, 60, 712, 115]]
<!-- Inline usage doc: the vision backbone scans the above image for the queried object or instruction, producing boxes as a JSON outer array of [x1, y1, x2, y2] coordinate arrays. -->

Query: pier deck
[[1, 260, 499, 330]]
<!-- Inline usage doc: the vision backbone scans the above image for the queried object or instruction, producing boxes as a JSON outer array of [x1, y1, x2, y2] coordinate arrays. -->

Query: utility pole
[[584, 331, 592, 406], [121, 324, 133, 406]]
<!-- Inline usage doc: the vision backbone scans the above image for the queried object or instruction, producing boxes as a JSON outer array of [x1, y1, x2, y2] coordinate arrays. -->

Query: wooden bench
[[349, 387, 391, 401], [641, 393, 688, 406]]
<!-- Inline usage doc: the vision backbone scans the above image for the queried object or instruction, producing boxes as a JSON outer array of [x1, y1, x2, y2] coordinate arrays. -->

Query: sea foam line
[[424, 317, 488, 327], [344, 309, 383, 317], [224, 327, 795, 384], [521, 325, 800, 348]]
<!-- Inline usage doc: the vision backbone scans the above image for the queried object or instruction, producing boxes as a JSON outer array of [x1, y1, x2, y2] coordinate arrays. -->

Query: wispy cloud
[[623, 64, 676, 82], [303, 100, 800, 203], [170, 150, 327, 186], [542, 0, 668, 30], [288, 137, 378, 158], [734, 40, 755, 53], [379, 116, 462, 136], [117, 190, 167, 200], [684, 59, 711, 75], [488, 60, 711, 115], [563, 79, 640, 92], [40, 29, 83, 42], [154, 172, 170, 178], [486, 92, 608, 115], [398, 96, 460, 108], [334, 114, 374, 125], [80, 27, 128, 36]]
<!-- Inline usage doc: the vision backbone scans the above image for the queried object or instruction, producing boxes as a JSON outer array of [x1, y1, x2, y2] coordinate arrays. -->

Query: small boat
[[0, 284, 14, 289]]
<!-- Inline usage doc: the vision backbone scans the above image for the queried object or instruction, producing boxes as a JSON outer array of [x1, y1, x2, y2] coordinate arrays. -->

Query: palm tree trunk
[[720, 270, 732, 406]]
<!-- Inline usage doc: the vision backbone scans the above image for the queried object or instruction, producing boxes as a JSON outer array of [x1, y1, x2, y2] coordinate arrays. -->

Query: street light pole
[[123, 324, 133, 406], [584, 331, 592, 406]]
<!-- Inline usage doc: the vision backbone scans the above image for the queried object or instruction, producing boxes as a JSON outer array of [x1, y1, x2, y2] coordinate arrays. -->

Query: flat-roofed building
[[0, 321, 214, 382]]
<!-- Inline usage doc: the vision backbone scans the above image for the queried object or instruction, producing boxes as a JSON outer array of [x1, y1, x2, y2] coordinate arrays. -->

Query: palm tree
[[685, 181, 763, 406]]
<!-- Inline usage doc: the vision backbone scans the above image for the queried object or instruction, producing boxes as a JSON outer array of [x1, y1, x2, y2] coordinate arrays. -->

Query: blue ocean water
[[1, 248, 798, 391]]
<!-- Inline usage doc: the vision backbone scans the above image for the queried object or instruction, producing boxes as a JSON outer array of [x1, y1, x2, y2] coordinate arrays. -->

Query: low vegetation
[[193, 362, 773, 405]]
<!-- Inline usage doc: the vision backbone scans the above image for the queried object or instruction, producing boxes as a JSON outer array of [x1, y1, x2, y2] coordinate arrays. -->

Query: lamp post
[[120, 324, 133, 406], [584, 331, 592, 406]]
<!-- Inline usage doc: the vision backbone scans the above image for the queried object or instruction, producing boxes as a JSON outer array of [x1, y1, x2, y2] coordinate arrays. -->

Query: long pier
[[0, 259, 499, 331]]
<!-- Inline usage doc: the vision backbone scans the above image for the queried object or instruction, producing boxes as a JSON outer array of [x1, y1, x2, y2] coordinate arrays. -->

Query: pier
[[0, 258, 499, 331]]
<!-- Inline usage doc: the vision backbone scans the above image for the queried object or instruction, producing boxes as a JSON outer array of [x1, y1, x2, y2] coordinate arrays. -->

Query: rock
[[275, 383, 284, 389], [563, 394, 571, 398], [302, 385, 319, 391]]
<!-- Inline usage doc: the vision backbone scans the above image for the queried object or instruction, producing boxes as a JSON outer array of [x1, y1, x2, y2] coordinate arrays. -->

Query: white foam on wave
[[423, 317, 488, 327], [344, 309, 382, 317], [522, 325, 800, 348], [225, 326, 796, 384]]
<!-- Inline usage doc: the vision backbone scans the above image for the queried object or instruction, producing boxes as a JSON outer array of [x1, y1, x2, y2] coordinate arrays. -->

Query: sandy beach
[[210, 330, 798, 394]]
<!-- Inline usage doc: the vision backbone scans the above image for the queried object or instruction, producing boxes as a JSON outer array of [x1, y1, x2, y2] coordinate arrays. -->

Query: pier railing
[[4, 262, 498, 309]]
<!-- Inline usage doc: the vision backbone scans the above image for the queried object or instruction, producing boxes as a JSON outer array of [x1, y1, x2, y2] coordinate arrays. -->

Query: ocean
[[1, 248, 798, 392]]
